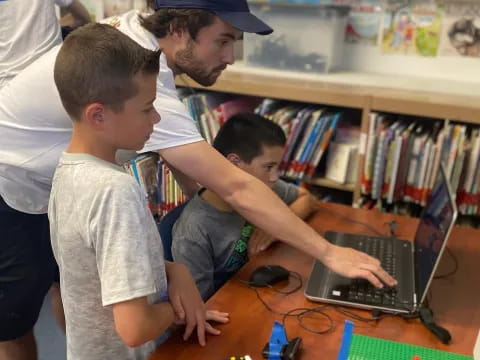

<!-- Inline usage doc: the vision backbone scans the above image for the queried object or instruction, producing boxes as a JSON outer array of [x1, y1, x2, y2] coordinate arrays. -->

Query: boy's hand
[[165, 262, 207, 345], [248, 228, 276, 256], [175, 310, 230, 338], [321, 244, 397, 288]]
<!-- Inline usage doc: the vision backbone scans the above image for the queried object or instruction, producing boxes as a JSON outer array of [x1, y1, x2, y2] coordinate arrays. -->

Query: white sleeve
[[142, 95, 203, 152], [55, 0, 73, 8], [141, 80, 203, 153]]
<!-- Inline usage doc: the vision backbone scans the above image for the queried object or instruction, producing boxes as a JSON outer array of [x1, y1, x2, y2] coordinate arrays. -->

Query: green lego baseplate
[[348, 334, 473, 360]]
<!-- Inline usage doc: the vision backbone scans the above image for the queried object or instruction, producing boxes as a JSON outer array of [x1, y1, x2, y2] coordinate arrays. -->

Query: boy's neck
[[200, 189, 234, 212], [67, 128, 117, 164]]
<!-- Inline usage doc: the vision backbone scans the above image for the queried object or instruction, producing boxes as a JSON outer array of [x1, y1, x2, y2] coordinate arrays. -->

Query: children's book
[[345, 0, 382, 46], [381, 0, 442, 56], [439, 2, 480, 58]]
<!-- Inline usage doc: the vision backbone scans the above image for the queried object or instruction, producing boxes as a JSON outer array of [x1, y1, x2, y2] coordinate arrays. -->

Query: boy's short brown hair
[[54, 23, 161, 120]]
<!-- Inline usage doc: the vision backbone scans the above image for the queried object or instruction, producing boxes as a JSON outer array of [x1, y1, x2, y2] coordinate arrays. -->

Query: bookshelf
[[175, 65, 480, 208], [309, 177, 356, 192]]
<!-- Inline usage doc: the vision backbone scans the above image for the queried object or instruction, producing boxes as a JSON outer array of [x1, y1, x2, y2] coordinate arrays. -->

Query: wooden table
[[151, 202, 480, 360]]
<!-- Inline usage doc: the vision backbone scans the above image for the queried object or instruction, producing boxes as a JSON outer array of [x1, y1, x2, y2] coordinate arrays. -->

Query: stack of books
[[182, 94, 346, 181], [255, 99, 342, 180], [123, 153, 187, 219], [361, 112, 480, 216], [182, 93, 260, 144]]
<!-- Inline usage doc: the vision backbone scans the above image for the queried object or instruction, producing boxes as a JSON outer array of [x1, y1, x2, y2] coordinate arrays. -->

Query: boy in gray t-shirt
[[48, 24, 227, 360], [172, 114, 319, 300]]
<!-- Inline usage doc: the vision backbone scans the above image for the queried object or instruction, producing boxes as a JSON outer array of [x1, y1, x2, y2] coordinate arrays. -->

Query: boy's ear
[[84, 103, 105, 129], [226, 153, 242, 166]]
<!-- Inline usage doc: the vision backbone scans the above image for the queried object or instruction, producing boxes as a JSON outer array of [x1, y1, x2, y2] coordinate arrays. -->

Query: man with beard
[[0, 1, 396, 357]]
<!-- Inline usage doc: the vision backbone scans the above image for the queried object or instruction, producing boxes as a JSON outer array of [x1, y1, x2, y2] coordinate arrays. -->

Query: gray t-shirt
[[49, 153, 167, 360], [172, 180, 298, 300]]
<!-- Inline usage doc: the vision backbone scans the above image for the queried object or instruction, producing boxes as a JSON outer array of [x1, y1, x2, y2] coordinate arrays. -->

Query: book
[[296, 110, 326, 179], [326, 142, 358, 184], [305, 113, 341, 179], [394, 122, 416, 202], [387, 123, 407, 203], [361, 112, 381, 195], [439, 2, 480, 58], [286, 109, 317, 178]]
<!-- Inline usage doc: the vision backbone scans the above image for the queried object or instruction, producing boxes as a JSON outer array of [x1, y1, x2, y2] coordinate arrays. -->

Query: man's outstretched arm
[[159, 141, 397, 288]]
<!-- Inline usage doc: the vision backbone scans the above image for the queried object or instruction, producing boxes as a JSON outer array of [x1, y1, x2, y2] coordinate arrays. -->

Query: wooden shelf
[[281, 175, 355, 192], [176, 66, 480, 124], [370, 88, 480, 124], [309, 177, 355, 192], [176, 71, 371, 109]]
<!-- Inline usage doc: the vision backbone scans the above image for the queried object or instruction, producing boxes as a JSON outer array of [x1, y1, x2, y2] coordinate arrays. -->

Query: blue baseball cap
[[152, 0, 273, 35]]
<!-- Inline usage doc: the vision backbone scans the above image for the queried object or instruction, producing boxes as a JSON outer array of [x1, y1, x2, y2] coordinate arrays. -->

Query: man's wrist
[[314, 236, 332, 263]]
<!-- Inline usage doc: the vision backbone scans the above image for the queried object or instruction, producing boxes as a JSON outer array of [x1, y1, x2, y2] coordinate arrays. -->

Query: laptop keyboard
[[347, 237, 397, 306]]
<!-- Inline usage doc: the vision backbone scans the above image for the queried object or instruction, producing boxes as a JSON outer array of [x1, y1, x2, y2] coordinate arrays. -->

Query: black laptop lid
[[414, 164, 457, 305]]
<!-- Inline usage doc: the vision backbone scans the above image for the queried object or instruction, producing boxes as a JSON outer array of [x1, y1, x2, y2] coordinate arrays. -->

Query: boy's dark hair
[[139, 8, 216, 41], [213, 113, 286, 163], [54, 23, 161, 120]]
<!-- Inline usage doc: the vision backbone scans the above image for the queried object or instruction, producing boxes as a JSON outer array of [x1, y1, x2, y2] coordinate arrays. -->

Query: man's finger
[[361, 261, 397, 287], [354, 269, 383, 288]]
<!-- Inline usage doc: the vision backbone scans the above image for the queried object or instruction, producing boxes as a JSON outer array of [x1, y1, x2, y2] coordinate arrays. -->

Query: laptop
[[305, 164, 457, 314]]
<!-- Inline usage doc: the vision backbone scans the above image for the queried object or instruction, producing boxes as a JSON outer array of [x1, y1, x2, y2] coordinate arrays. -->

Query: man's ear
[[168, 22, 188, 41], [226, 153, 242, 166], [84, 103, 105, 130]]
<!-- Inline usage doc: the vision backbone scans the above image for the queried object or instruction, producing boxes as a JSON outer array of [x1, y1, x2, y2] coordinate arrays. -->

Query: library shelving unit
[[176, 65, 480, 207]]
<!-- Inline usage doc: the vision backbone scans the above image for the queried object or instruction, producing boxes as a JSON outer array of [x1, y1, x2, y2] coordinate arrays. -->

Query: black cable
[[237, 270, 303, 295], [282, 306, 334, 335], [265, 271, 303, 294], [384, 220, 398, 237], [237, 276, 418, 337], [433, 247, 458, 279]]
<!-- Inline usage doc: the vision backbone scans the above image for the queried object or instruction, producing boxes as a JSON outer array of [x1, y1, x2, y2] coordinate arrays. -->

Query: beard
[[175, 40, 225, 86]]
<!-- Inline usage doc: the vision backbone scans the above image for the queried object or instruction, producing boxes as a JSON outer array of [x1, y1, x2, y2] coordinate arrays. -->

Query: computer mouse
[[249, 265, 290, 287]]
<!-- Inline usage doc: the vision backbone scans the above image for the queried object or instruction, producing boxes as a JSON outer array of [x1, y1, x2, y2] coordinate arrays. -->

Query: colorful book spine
[[306, 113, 341, 179]]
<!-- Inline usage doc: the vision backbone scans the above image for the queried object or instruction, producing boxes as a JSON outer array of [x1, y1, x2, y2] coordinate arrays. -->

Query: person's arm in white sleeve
[[159, 141, 397, 289]]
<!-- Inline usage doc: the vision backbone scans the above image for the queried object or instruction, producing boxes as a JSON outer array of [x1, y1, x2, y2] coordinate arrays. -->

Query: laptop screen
[[414, 165, 457, 305]]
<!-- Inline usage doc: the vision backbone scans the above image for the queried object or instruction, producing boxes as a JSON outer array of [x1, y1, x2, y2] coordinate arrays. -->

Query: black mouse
[[249, 265, 290, 287]]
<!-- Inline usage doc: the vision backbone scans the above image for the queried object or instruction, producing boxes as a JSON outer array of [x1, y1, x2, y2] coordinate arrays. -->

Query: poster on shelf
[[345, 0, 382, 46], [381, 1, 442, 57], [438, 2, 480, 58]]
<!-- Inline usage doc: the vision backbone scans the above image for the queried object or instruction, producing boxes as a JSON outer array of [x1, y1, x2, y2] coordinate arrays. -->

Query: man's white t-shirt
[[0, 10, 203, 214], [0, 0, 73, 89]]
